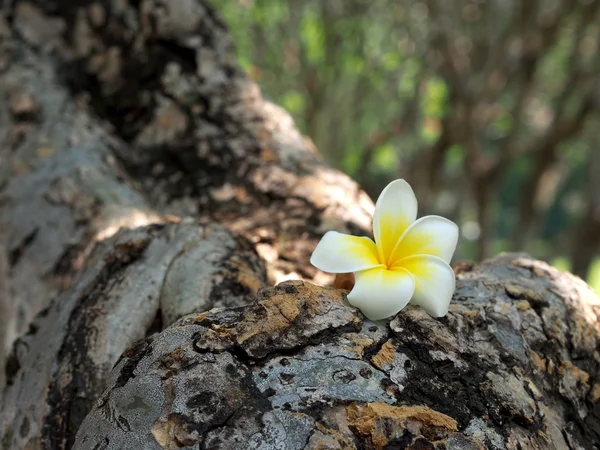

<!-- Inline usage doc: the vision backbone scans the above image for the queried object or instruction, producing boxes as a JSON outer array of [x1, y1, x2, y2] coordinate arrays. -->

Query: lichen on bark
[[73, 255, 600, 449]]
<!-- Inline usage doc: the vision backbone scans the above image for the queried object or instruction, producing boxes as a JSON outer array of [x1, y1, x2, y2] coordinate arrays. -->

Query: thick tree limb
[[73, 255, 600, 449], [0, 222, 267, 450], [0, 0, 373, 386], [1, 2, 600, 450], [8, 0, 374, 269], [0, 36, 163, 377], [0, 2, 372, 448]]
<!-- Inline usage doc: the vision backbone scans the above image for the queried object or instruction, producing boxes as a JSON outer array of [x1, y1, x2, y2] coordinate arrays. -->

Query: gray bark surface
[[1, 222, 266, 450], [0, 1, 599, 450], [73, 255, 600, 450], [0, 0, 372, 365], [0, 1, 370, 448]]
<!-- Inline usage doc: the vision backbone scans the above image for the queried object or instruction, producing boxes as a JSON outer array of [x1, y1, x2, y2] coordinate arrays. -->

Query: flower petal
[[347, 267, 415, 320], [399, 255, 455, 317], [390, 215, 458, 264], [311, 231, 382, 274], [373, 179, 418, 266]]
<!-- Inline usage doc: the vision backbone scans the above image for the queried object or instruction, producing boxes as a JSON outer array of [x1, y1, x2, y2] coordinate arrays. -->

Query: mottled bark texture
[[0, 0, 370, 448], [8, 0, 373, 276], [1, 1, 600, 450], [0, 0, 370, 390], [72, 255, 600, 450], [1, 222, 267, 450]]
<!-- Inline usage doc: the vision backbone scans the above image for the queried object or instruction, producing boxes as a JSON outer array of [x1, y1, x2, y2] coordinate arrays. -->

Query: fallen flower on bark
[[311, 179, 458, 320]]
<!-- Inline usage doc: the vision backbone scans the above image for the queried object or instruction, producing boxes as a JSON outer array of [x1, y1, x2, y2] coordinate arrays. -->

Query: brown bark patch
[[371, 340, 397, 369], [346, 402, 458, 448], [236, 281, 345, 345], [307, 422, 355, 450], [347, 335, 377, 359], [334, 273, 355, 291]]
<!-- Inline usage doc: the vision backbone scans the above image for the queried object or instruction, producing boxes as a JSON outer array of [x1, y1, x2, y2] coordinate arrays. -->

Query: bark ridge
[[73, 255, 600, 450]]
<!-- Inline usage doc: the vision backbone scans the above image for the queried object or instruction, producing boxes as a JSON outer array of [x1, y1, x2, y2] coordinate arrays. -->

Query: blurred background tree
[[209, 0, 600, 291]]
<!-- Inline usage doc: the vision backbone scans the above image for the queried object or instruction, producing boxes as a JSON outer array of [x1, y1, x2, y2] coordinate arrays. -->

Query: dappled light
[[94, 206, 165, 242]]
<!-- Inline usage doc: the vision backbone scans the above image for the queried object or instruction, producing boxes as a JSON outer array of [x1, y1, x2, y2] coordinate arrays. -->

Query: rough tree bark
[[74, 255, 600, 450], [0, 1, 371, 447], [0, 1, 599, 450], [0, 0, 372, 381]]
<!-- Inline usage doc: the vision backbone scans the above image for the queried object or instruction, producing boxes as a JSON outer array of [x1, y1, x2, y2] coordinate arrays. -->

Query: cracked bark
[[71, 257, 600, 450], [0, 1, 599, 450]]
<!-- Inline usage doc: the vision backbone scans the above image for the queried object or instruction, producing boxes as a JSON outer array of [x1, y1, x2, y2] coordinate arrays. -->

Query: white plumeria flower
[[311, 179, 458, 320]]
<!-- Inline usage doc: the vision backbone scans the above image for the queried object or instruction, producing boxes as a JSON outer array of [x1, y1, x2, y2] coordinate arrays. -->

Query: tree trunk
[[474, 179, 492, 262], [570, 147, 600, 279], [571, 207, 600, 279], [511, 151, 558, 252], [0, 2, 599, 450]]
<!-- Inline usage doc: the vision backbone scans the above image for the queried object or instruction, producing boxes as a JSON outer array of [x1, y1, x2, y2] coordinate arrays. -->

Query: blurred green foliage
[[211, 0, 600, 291]]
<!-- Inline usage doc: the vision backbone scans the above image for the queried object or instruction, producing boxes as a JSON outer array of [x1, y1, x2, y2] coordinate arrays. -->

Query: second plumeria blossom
[[311, 179, 458, 320]]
